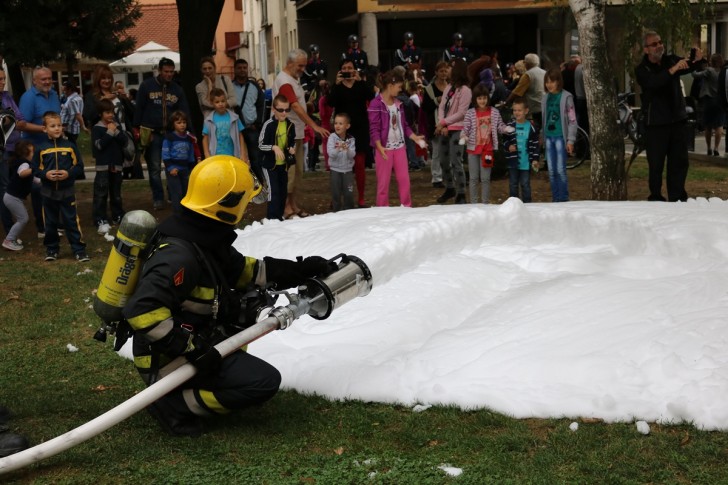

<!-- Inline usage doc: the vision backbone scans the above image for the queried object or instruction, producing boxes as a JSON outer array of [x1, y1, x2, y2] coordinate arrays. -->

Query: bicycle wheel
[[566, 126, 590, 169]]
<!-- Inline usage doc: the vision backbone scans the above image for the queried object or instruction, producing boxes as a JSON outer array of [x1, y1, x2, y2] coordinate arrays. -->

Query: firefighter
[[122, 155, 337, 437]]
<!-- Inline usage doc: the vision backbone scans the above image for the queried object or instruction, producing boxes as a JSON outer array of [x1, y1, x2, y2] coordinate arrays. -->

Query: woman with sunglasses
[[367, 69, 425, 207]]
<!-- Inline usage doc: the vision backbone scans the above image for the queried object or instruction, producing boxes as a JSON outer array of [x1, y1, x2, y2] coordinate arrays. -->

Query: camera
[[689, 47, 697, 62], [285, 152, 296, 168], [341, 71, 352, 79]]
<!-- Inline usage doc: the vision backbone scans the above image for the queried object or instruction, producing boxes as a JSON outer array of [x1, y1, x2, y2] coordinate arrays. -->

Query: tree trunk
[[569, 0, 627, 200], [176, 0, 226, 137], [7, 62, 26, 101], [65, 52, 78, 83]]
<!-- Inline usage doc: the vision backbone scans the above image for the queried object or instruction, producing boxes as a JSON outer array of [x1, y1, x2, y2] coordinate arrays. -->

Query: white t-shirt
[[385, 103, 404, 150]]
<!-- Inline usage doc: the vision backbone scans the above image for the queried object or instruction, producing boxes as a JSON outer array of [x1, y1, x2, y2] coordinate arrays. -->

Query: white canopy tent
[[109, 41, 180, 74]]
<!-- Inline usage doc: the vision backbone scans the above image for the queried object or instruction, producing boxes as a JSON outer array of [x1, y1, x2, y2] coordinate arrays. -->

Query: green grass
[[3, 145, 728, 482], [3, 235, 728, 483], [628, 155, 728, 180]]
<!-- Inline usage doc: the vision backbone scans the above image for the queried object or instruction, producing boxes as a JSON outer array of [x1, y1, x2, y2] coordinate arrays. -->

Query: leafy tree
[[0, 0, 141, 96], [622, 0, 715, 72], [175, 0, 226, 135]]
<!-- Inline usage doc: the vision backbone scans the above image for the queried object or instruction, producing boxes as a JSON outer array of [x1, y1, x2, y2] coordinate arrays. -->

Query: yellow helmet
[[181, 155, 262, 224]]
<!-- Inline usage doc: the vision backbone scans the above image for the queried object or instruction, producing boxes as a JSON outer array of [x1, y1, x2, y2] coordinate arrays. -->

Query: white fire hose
[[0, 254, 372, 476]]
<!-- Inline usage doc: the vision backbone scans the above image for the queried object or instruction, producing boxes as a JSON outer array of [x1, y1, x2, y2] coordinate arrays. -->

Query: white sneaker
[[2, 239, 23, 251], [97, 221, 111, 234]]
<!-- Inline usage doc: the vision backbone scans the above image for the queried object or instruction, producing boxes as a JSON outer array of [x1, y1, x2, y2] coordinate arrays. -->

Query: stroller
[[0, 108, 16, 152]]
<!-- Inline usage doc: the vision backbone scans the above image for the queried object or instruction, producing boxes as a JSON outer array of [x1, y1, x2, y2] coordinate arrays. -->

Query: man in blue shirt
[[19, 66, 61, 238], [19, 67, 61, 144]]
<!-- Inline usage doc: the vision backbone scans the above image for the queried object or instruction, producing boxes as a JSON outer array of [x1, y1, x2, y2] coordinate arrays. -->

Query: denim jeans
[[143, 132, 165, 203], [92, 170, 124, 224], [438, 131, 465, 194], [545, 136, 569, 202], [167, 171, 189, 215], [508, 169, 532, 202]]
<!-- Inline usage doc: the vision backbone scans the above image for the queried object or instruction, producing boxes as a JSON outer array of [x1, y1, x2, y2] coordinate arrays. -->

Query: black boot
[[0, 431, 29, 457], [147, 392, 204, 437], [455, 193, 467, 204], [0, 406, 28, 457], [436, 188, 456, 203]]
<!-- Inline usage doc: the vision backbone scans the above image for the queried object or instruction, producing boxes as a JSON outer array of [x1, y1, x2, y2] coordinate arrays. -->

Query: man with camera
[[327, 59, 376, 208], [636, 30, 702, 202]]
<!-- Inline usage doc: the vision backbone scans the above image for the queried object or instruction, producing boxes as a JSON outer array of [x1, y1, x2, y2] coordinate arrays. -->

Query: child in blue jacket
[[163, 111, 200, 215], [32, 111, 87, 261], [502, 97, 540, 203]]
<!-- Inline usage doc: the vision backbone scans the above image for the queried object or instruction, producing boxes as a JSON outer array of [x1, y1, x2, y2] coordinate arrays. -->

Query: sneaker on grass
[[45, 251, 59, 261], [2, 239, 23, 251], [75, 252, 90, 262]]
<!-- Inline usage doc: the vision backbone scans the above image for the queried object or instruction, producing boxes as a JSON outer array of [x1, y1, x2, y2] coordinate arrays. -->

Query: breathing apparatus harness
[[93, 212, 373, 355]]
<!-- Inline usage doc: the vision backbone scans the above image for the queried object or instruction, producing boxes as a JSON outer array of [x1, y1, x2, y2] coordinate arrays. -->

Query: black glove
[[298, 256, 338, 279], [264, 256, 338, 289], [185, 338, 222, 376]]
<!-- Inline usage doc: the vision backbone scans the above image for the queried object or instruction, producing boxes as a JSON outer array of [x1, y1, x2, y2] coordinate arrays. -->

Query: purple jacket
[[367, 95, 413, 149]]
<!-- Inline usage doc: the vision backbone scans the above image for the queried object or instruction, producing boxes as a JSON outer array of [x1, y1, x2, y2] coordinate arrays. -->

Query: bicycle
[[618, 92, 641, 144], [566, 125, 590, 169], [569, 92, 648, 170]]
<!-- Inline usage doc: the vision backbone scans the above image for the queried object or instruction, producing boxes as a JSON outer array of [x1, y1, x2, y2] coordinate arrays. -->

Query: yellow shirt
[[275, 121, 288, 166]]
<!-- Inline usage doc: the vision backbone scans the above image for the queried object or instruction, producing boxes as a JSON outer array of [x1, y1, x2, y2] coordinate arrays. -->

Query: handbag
[[121, 131, 136, 162]]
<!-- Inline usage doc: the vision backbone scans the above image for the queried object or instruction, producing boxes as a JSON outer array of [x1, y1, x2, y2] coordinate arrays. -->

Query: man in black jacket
[[232, 59, 265, 183], [133, 58, 192, 210], [635, 31, 702, 202], [123, 155, 336, 436]]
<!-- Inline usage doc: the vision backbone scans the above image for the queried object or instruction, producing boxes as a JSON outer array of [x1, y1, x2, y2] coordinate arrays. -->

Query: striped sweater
[[460, 107, 507, 152]]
